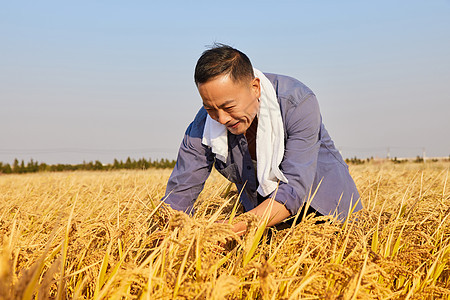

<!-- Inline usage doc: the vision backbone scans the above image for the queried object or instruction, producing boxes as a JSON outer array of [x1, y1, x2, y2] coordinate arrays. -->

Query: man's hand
[[221, 198, 291, 237], [231, 220, 248, 237]]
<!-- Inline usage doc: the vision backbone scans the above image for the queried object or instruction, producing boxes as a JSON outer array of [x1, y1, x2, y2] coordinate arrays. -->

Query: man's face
[[197, 74, 261, 135]]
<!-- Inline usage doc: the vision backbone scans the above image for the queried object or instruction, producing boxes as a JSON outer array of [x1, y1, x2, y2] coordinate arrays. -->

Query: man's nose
[[216, 109, 231, 125]]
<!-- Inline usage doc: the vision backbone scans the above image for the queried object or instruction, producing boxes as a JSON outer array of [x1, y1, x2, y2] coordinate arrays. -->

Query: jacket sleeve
[[162, 108, 214, 214], [270, 94, 322, 215]]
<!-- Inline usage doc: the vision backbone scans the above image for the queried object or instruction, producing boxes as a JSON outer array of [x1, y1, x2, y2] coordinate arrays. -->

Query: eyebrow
[[204, 100, 235, 109]]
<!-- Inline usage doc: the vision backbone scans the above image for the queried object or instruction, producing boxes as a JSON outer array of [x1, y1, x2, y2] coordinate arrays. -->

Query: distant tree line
[[345, 155, 450, 165], [0, 157, 176, 174], [2, 155, 448, 174]]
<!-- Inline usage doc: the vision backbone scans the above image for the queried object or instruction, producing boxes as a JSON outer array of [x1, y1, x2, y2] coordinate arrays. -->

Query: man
[[162, 44, 362, 235]]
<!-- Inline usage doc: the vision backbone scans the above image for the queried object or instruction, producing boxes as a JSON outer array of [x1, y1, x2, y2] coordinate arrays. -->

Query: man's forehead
[[203, 99, 236, 108]]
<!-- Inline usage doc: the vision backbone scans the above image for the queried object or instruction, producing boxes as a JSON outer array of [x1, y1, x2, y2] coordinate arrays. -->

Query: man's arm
[[163, 108, 214, 214], [271, 93, 322, 215], [231, 198, 290, 236]]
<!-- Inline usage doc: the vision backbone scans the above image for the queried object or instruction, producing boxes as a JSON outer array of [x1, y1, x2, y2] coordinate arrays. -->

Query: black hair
[[194, 43, 254, 85]]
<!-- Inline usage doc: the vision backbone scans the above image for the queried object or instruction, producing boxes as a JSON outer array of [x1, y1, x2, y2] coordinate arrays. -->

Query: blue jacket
[[163, 73, 362, 221]]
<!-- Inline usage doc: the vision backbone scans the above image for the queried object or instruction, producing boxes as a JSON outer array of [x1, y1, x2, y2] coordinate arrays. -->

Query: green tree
[[12, 159, 20, 173], [3, 163, 12, 174]]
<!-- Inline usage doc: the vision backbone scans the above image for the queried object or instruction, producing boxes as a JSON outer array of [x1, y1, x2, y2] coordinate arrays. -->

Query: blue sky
[[1, 1, 449, 164]]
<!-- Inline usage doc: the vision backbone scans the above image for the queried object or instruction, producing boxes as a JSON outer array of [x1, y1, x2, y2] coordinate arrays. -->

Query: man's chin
[[226, 126, 245, 135]]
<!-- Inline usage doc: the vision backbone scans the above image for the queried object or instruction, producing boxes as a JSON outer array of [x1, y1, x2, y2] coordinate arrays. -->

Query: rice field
[[0, 161, 449, 299]]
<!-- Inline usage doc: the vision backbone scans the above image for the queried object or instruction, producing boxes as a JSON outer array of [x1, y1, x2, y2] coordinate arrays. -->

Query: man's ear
[[251, 77, 261, 99]]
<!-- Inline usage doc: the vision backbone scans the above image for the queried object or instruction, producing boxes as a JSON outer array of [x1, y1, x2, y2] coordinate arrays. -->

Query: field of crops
[[0, 161, 449, 299]]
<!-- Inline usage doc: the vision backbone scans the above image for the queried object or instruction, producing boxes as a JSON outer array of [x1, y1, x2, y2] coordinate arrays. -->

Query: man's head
[[194, 44, 260, 135]]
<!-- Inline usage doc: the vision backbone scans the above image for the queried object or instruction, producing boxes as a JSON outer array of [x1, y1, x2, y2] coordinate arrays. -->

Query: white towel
[[202, 68, 288, 197]]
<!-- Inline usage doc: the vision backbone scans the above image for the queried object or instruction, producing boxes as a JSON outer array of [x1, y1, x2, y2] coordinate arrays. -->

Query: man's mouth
[[227, 121, 240, 129]]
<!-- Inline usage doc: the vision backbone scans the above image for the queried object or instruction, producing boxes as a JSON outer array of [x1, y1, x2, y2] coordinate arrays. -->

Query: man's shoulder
[[263, 72, 315, 106], [193, 106, 208, 124], [185, 107, 208, 139]]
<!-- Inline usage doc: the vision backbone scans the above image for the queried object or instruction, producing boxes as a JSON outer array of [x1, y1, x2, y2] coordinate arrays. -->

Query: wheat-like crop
[[0, 162, 449, 299]]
